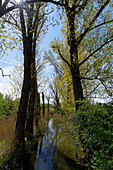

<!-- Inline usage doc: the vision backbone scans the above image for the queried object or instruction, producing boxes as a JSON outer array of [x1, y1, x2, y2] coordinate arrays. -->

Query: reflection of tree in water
[[22, 119, 87, 170], [39, 136, 43, 155], [22, 141, 39, 170]]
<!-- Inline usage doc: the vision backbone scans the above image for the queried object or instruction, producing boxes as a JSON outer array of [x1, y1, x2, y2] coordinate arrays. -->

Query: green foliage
[[58, 107, 66, 117], [0, 93, 18, 118], [0, 151, 12, 169], [70, 101, 113, 169], [25, 140, 37, 152], [38, 118, 48, 134], [52, 114, 63, 127]]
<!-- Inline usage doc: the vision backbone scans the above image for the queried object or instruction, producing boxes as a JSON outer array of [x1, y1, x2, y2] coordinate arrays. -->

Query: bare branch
[[25, 0, 65, 6], [0, 0, 64, 18], [44, 51, 63, 75], [85, 84, 100, 98], [2, 0, 10, 8], [0, 5, 17, 17], [81, 76, 112, 96], [0, 68, 10, 77]]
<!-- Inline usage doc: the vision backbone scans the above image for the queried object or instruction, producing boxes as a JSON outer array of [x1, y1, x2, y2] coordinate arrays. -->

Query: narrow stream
[[22, 119, 88, 170]]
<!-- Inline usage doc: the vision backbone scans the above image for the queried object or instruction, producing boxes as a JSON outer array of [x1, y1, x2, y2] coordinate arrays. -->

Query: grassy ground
[[0, 116, 16, 157], [51, 113, 75, 136], [0, 112, 50, 158]]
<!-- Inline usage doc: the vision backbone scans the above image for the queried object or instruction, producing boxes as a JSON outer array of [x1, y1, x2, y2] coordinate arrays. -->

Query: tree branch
[[57, 47, 71, 68], [0, 5, 17, 17], [2, 0, 10, 8], [79, 37, 113, 66], [25, 0, 65, 6], [77, 0, 110, 44], [81, 76, 112, 96], [19, 4, 26, 41], [0, 68, 10, 77], [0, 0, 64, 18], [44, 51, 63, 75], [85, 84, 100, 98], [89, 19, 113, 31]]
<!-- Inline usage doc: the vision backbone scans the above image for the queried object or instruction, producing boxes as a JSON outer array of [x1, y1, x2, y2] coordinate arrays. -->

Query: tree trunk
[[35, 92, 40, 126], [14, 45, 31, 146], [14, 6, 33, 146], [71, 66, 84, 110], [47, 97, 50, 116], [42, 92, 45, 118], [66, 6, 84, 111], [25, 64, 36, 137], [56, 91, 60, 112]]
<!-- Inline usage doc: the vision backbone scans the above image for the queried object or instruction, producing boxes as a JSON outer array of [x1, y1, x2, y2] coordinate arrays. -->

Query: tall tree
[[49, 0, 113, 110], [49, 80, 60, 112], [13, 2, 47, 146]]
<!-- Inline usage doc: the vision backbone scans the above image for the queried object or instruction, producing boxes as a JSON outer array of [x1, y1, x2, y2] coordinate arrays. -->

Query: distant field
[[0, 116, 16, 141], [0, 116, 16, 156]]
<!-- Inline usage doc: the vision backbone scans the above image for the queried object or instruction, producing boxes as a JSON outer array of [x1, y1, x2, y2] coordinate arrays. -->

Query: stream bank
[[22, 119, 88, 170]]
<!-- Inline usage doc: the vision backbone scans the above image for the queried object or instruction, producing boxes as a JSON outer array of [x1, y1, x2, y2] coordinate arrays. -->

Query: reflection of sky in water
[[34, 119, 87, 170], [35, 136, 55, 170]]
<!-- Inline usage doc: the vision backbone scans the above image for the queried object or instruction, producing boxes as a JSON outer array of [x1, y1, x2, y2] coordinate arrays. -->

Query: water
[[22, 119, 88, 170]]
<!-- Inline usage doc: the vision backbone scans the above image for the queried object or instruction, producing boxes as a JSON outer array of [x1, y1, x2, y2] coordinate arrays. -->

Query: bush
[[0, 93, 18, 118], [70, 101, 113, 169], [58, 107, 66, 117]]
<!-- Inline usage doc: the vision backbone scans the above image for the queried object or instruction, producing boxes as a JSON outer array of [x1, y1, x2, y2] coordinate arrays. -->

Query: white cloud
[[0, 59, 16, 65]]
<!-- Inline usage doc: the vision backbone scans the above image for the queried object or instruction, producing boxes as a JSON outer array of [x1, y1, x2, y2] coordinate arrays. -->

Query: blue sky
[[0, 18, 63, 96]]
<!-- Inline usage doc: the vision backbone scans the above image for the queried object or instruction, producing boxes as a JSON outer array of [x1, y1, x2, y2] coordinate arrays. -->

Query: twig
[[0, 68, 10, 77]]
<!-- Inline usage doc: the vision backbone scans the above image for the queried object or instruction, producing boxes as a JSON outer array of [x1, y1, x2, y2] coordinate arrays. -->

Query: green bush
[[58, 107, 66, 117], [0, 93, 18, 118], [70, 101, 113, 169]]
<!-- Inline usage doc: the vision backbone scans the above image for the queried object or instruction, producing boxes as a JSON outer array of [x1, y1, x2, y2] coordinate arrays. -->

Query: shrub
[[70, 101, 113, 169], [0, 93, 18, 118], [58, 107, 66, 117]]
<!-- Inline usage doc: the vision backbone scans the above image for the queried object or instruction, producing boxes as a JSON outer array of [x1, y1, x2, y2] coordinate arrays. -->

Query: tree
[[12, 2, 48, 146], [0, 0, 17, 18], [48, 0, 113, 111], [10, 64, 23, 99], [49, 80, 60, 112], [0, 0, 112, 147]]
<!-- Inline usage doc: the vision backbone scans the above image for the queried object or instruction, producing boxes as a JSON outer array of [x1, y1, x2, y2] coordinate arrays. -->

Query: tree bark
[[66, 6, 84, 111], [14, 43, 32, 146], [71, 66, 84, 110], [35, 91, 40, 126], [26, 58, 36, 136], [42, 92, 45, 118], [14, 6, 33, 146], [47, 96, 50, 116], [56, 91, 60, 112]]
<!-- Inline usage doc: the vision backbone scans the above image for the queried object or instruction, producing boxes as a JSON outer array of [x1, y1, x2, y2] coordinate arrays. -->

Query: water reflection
[[33, 119, 87, 170]]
